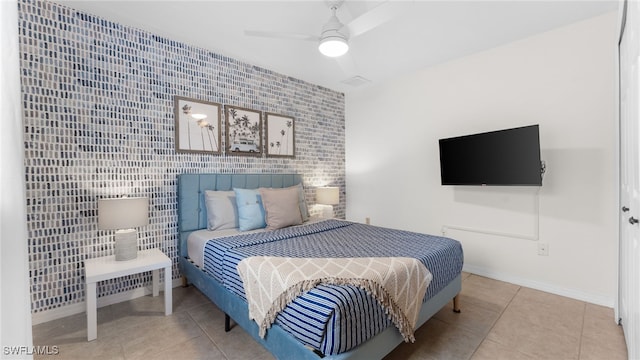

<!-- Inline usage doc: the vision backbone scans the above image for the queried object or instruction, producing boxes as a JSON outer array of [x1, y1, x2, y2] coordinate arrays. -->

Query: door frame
[[615, 0, 626, 325]]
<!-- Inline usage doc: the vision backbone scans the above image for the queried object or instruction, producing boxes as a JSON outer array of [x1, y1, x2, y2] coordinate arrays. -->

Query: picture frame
[[265, 112, 295, 158], [225, 105, 263, 156], [174, 96, 222, 154]]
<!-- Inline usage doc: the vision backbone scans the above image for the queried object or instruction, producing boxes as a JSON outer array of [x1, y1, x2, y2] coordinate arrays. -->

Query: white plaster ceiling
[[56, 1, 618, 94]]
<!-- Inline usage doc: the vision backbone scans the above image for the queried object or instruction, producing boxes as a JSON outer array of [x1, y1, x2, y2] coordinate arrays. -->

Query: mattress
[[190, 219, 463, 355]]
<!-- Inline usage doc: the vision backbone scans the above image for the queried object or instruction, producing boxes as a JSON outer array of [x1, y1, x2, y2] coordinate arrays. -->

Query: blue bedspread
[[202, 220, 463, 355]]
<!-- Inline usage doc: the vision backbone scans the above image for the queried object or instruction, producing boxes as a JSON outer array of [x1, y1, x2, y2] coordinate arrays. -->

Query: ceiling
[[56, 1, 618, 94]]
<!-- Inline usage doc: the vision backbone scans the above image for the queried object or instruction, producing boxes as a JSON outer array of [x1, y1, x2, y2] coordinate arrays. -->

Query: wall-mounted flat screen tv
[[439, 125, 542, 186]]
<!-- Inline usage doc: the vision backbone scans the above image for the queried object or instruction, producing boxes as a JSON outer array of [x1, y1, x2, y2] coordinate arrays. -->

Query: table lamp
[[316, 186, 339, 218], [98, 196, 149, 261]]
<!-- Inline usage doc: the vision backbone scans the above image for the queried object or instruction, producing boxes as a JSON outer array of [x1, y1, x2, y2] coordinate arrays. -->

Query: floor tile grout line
[[577, 302, 587, 360], [121, 309, 206, 360], [467, 284, 523, 360], [185, 305, 230, 360]]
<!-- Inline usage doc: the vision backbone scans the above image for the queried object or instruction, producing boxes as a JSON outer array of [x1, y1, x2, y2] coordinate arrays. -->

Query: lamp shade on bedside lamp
[[316, 187, 339, 218], [98, 197, 149, 261], [316, 187, 339, 205]]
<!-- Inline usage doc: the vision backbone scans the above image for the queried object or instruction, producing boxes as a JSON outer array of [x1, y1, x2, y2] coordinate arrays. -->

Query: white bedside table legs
[[84, 249, 172, 341], [86, 282, 98, 341], [85, 267, 173, 341], [164, 265, 172, 316], [151, 267, 173, 315], [151, 267, 173, 314]]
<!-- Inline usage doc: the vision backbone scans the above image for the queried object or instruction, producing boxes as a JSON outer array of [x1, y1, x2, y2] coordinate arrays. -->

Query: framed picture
[[225, 105, 262, 156], [174, 96, 222, 154], [265, 113, 295, 158]]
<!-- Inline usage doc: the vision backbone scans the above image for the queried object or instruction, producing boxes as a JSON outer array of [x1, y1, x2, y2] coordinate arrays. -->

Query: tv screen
[[439, 125, 542, 186]]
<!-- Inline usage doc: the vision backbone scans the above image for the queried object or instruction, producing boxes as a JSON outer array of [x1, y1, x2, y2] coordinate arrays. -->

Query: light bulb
[[318, 36, 349, 57]]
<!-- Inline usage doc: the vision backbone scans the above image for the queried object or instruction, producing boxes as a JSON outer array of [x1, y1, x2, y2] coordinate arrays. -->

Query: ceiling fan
[[245, 1, 406, 58]]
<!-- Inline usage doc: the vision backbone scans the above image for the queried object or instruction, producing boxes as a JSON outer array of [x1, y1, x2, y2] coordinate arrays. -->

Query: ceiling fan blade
[[344, 1, 410, 38], [244, 30, 319, 42]]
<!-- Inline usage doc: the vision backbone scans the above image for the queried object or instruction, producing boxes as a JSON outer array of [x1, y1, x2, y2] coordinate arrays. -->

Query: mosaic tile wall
[[18, 0, 345, 314]]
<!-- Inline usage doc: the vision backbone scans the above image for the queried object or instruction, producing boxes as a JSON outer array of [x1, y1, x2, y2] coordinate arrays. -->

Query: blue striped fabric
[[202, 220, 463, 355]]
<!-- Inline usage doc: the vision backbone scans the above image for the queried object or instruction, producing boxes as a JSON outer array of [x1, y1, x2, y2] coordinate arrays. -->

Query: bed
[[177, 173, 463, 359]]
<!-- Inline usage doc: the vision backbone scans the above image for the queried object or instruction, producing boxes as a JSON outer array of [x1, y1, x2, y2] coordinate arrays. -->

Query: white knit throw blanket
[[236, 256, 432, 342]]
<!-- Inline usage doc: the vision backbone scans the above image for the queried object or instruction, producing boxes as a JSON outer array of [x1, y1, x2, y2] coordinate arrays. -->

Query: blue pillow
[[234, 188, 267, 231]]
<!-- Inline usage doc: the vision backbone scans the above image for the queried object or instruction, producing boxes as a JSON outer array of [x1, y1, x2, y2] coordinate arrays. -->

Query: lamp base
[[115, 229, 138, 261], [319, 204, 335, 219]]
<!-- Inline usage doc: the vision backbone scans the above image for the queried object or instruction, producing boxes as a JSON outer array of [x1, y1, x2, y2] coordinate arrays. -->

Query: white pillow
[[204, 190, 239, 230]]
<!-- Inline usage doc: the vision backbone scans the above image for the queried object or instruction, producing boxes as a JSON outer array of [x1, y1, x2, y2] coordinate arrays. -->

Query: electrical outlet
[[537, 243, 549, 256], [365, 217, 370, 225]]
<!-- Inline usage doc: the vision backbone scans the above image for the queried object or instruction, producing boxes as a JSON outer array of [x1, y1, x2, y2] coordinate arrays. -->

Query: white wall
[[1, 0, 34, 357], [346, 12, 618, 306]]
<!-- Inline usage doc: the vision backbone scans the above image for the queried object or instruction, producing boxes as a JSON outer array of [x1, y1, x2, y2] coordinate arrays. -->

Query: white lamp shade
[[316, 187, 339, 205], [98, 197, 149, 230]]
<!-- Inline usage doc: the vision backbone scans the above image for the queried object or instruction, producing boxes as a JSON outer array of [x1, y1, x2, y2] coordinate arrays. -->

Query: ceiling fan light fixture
[[318, 35, 349, 57]]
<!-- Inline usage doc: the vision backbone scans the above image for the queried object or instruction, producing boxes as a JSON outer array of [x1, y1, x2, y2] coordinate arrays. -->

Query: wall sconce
[[316, 186, 339, 218], [98, 196, 149, 261]]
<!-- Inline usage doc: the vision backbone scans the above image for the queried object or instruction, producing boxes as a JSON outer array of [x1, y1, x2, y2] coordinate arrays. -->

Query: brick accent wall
[[18, 0, 345, 314]]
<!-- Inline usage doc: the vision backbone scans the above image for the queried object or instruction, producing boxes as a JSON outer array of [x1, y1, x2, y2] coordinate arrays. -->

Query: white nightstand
[[84, 248, 172, 341]]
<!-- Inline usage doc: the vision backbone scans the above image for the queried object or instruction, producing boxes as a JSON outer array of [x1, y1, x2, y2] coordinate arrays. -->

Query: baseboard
[[31, 278, 183, 325], [463, 264, 615, 308]]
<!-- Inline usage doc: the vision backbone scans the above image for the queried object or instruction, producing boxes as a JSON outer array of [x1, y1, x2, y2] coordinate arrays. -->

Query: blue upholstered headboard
[[177, 173, 303, 256]]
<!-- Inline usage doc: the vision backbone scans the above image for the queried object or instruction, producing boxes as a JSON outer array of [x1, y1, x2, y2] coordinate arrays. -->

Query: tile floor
[[32, 273, 628, 360]]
